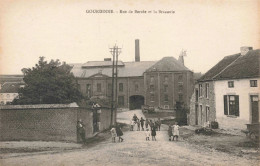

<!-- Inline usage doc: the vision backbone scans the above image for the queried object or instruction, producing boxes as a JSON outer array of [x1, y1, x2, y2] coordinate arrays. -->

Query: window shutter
[[235, 95, 239, 116], [224, 95, 228, 115]]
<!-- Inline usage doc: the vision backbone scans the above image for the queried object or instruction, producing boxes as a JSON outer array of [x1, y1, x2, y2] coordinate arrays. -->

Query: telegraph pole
[[109, 45, 121, 126]]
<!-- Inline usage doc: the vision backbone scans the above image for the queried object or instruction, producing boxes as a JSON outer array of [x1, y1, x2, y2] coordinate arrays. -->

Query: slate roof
[[146, 57, 190, 72], [70, 61, 157, 78], [199, 49, 260, 82], [82, 61, 125, 68], [0, 82, 25, 93], [0, 75, 23, 84]]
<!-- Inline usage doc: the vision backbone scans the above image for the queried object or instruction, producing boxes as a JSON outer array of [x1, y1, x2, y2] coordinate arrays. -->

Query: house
[[70, 39, 194, 110], [0, 82, 25, 105], [0, 75, 23, 89], [188, 47, 259, 130]]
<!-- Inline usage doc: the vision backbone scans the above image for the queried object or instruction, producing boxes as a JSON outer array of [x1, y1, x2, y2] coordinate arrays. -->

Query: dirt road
[[0, 110, 257, 166]]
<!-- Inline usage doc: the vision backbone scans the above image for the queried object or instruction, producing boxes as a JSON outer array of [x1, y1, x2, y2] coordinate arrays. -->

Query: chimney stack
[[240, 46, 253, 56], [135, 39, 140, 62]]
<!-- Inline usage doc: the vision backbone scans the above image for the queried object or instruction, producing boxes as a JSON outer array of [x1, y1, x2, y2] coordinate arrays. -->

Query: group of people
[[78, 114, 180, 144], [129, 114, 162, 141], [110, 123, 124, 143], [168, 122, 180, 141]]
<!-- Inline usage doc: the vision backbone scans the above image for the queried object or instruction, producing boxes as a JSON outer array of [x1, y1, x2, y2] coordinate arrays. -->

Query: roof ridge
[[212, 55, 241, 80]]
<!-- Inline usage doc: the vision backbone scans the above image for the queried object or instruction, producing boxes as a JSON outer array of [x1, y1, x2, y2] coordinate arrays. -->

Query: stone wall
[[188, 81, 216, 126], [0, 104, 112, 142]]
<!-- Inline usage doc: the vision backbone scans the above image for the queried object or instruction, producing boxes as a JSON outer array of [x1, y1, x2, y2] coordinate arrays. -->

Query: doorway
[[251, 95, 259, 123], [129, 95, 144, 110]]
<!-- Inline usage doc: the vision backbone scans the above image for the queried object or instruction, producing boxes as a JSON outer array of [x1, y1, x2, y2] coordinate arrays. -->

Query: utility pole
[[109, 45, 121, 126]]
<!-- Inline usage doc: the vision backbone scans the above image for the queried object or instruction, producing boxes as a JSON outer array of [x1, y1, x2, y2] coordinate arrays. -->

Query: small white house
[[189, 47, 259, 131], [0, 82, 24, 105], [215, 78, 259, 130]]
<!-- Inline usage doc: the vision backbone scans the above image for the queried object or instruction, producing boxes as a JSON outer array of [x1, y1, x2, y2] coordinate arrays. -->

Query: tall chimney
[[135, 39, 140, 62], [240, 46, 253, 56]]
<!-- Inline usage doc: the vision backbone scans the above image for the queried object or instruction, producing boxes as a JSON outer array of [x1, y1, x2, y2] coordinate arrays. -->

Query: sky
[[0, 0, 259, 75]]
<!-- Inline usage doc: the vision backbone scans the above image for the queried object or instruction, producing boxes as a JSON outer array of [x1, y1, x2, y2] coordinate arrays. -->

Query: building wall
[[215, 78, 260, 130], [145, 71, 194, 109], [77, 71, 194, 110], [0, 105, 112, 142], [78, 76, 145, 108], [188, 81, 216, 126], [0, 93, 19, 105]]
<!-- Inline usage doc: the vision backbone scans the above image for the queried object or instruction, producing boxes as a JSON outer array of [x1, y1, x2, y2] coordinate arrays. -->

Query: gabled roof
[[145, 57, 190, 72], [70, 61, 156, 78], [198, 49, 260, 82], [0, 82, 25, 93]]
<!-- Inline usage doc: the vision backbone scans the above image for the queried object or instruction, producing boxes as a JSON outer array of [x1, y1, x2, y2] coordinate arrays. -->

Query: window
[[205, 83, 209, 98], [119, 83, 123, 92], [178, 74, 183, 80], [150, 84, 155, 92], [195, 89, 199, 102], [228, 81, 234, 88], [199, 84, 202, 97], [179, 94, 183, 101], [118, 96, 124, 106], [224, 95, 239, 116], [206, 106, 210, 122], [164, 85, 168, 92], [97, 83, 101, 92], [250, 80, 257, 87], [135, 83, 139, 92], [108, 83, 112, 96], [164, 94, 168, 102], [86, 84, 91, 97], [164, 76, 169, 82], [200, 105, 203, 123], [150, 76, 154, 83], [178, 84, 183, 92], [150, 94, 155, 102]]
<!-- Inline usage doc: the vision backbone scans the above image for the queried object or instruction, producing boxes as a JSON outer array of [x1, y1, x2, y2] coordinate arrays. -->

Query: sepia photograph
[[0, 0, 259, 165]]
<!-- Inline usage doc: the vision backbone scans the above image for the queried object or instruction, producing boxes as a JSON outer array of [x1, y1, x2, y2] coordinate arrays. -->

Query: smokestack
[[135, 39, 140, 62], [240, 46, 253, 56]]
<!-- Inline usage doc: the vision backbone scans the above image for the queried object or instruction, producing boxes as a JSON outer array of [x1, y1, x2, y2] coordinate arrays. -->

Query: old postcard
[[0, 0, 259, 165]]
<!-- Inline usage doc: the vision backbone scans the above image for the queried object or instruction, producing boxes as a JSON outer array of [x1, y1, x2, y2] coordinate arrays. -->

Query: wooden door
[[251, 95, 259, 123], [195, 105, 198, 125]]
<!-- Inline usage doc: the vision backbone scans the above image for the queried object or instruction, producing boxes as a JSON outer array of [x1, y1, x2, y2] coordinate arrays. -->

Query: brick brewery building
[[71, 40, 194, 110]]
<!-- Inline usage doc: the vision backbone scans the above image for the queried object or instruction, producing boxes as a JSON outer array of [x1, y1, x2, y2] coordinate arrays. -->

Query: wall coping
[[0, 102, 79, 110]]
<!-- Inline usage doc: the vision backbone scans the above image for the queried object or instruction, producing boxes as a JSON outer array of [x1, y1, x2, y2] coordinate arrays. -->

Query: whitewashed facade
[[215, 78, 259, 130]]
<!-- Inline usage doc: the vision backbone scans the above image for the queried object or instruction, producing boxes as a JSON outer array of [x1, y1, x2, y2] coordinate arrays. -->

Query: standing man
[[157, 118, 162, 131], [140, 117, 145, 131], [77, 119, 86, 144]]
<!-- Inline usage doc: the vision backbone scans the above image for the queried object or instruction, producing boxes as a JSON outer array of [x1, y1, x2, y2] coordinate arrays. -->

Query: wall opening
[[129, 95, 144, 110]]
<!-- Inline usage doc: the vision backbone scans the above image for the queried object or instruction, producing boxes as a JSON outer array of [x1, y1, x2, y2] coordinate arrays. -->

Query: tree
[[13, 57, 83, 104]]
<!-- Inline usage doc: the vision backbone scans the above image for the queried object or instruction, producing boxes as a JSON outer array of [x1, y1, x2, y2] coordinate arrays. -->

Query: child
[[116, 123, 124, 142], [168, 125, 173, 141], [151, 126, 156, 141], [145, 128, 150, 141], [130, 119, 135, 131], [173, 122, 180, 141], [145, 119, 149, 129], [110, 126, 117, 143]]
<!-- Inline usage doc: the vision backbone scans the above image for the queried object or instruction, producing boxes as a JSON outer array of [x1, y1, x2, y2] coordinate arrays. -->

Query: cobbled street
[[0, 110, 257, 166]]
